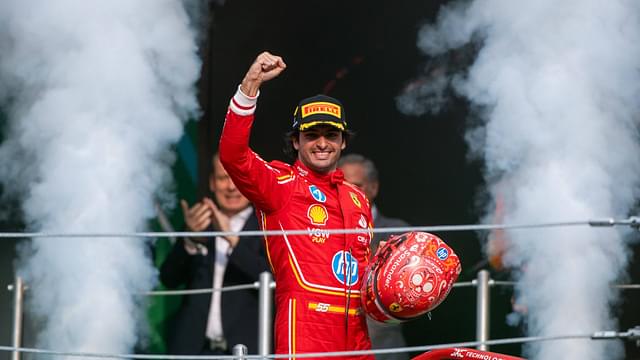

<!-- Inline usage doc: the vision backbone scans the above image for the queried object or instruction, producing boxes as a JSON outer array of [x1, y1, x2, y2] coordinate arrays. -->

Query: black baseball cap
[[291, 94, 347, 131]]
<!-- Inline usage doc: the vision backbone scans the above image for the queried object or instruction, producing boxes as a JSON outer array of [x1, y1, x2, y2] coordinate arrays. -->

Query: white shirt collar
[[229, 206, 253, 231]]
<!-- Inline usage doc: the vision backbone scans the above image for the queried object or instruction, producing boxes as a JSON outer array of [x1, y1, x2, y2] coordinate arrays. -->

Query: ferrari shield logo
[[349, 192, 361, 208]]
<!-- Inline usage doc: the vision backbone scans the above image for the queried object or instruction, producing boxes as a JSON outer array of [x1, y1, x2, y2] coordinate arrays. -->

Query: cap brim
[[299, 120, 345, 131]]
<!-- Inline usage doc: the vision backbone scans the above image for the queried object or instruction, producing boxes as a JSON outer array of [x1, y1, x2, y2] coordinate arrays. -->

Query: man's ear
[[292, 136, 300, 150], [341, 139, 346, 150]]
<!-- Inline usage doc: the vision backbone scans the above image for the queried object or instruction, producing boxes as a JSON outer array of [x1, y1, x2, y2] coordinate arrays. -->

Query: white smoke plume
[[403, 1, 640, 359], [0, 0, 200, 355]]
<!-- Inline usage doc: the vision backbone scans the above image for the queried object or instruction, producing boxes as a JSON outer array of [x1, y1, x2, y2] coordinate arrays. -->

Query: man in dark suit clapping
[[160, 152, 270, 356]]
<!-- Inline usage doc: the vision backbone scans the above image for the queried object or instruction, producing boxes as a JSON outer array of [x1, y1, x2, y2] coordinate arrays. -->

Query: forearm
[[220, 86, 257, 156], [219, 86, 258, 187], [220, 88, 271, 209], [240, 75, 262, 97]]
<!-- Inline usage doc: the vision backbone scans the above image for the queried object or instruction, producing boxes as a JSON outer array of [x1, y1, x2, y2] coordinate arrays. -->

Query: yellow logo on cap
[[307, 204, 328, 226], [301, 102, 341, 119], [389, 302, 403, 312]]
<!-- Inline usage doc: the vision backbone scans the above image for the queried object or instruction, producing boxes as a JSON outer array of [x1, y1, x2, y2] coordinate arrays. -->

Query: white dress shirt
[[205, 206, 253, 341]]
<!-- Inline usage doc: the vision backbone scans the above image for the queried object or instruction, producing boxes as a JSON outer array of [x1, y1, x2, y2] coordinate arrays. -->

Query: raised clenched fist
[[241, 51, 287, 96]]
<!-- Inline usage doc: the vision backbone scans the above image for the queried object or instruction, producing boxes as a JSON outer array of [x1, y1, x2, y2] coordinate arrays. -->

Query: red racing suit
[[219, 88, 374, 359]]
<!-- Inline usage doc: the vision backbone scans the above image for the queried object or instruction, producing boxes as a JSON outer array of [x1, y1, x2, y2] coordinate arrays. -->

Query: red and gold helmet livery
[[361, 232, 461, 323]]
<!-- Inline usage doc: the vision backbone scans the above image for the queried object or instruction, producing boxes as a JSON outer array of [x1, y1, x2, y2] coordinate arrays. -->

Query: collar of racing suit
[[293, 159, 344, 186]]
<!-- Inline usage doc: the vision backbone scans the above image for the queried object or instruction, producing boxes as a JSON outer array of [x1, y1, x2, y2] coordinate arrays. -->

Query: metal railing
[[8, 277, 24, 360], [6, 272, 640, 359], [5, 214, 640, 359]]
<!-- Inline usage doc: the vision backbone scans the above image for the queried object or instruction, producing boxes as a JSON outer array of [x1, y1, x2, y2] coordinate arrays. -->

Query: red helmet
[[361, 232, 462, 323]]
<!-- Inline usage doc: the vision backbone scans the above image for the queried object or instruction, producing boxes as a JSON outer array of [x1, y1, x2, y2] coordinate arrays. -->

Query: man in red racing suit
[[219, 52, 374, 359]]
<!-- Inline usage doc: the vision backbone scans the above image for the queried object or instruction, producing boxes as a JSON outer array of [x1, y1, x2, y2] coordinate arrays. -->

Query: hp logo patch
[[436, 247, 449, 261], [332, 251, 358, 286], [309, 185, 326, 203]]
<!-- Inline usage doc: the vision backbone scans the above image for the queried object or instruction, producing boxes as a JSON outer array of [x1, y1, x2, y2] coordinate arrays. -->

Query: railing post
[[258, 271, 273, 359], [475, 270, 490, 351], [233, 344, 248, 360], [10, 276, 25, 360]]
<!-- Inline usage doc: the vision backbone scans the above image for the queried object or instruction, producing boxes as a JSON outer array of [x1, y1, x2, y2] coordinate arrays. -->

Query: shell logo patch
[[307, 204, 328, 226], [349, 192, 361, 208], [332, 251, 358, 286], [308, 185, 326, 203]]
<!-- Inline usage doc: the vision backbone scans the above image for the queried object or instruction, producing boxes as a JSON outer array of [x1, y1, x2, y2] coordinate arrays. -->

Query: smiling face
[[209, 154, 251, 216], [292, 125, 346, 174]]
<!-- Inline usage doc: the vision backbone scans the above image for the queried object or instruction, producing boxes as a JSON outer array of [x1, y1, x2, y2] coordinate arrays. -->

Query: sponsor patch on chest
[[307, 227, 330, 244], [355, 214, 371, 245], [308, 185, 327, 203], [349, 192, 361, 208], [307, 204, 328, 226], [331, 251, 358, 286]]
